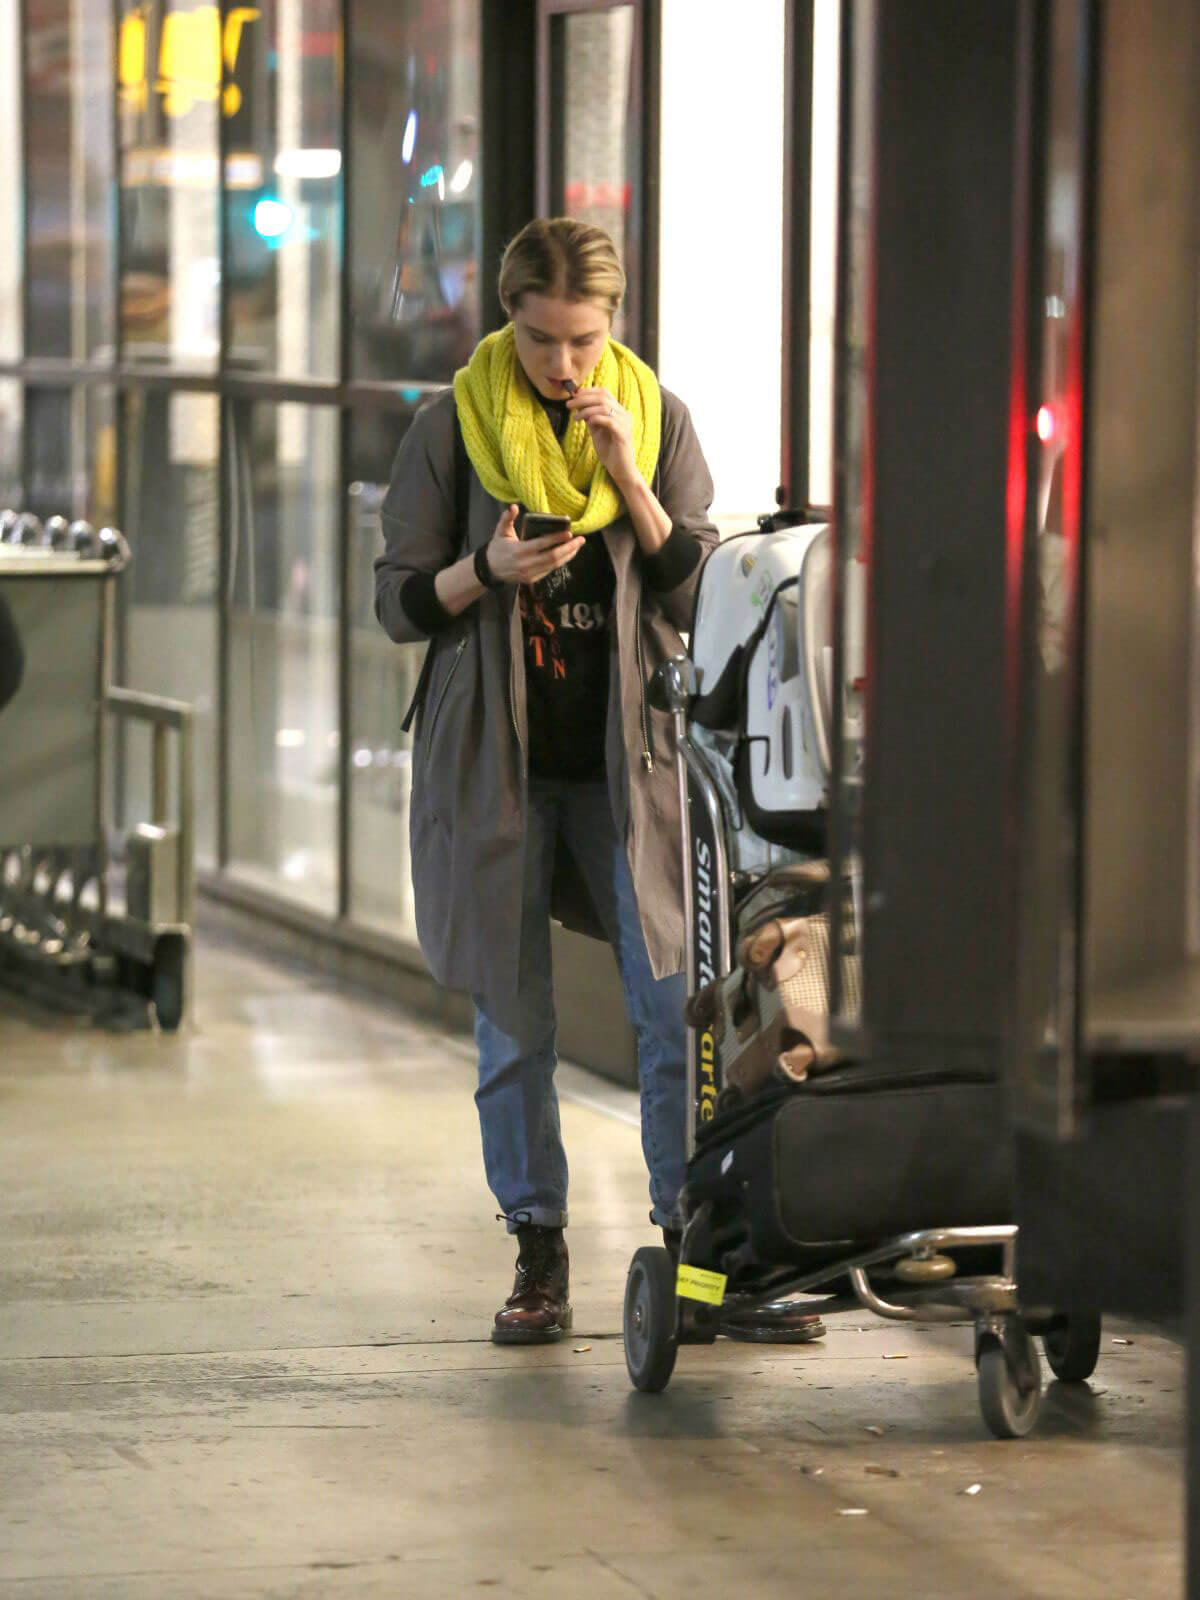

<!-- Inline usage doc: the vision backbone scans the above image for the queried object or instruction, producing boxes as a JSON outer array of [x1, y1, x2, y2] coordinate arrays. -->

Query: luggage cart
[[0, 512, 195, 1028], [621, 523, 1102, 1438]]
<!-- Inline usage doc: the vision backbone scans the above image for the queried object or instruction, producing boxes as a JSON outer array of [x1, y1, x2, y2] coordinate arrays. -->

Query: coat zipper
[[509, 609, 525, 756], [633, 591, 655, 773], [510, 665, 523, 753], [425, 636, 467, 753]]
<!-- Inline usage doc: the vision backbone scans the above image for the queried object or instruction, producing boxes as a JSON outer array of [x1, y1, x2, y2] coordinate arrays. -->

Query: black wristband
[[473, 543, 502, 590]]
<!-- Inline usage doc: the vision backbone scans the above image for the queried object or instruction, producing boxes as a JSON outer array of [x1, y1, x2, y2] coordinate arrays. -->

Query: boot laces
[[516, 1226, 562, 1286]]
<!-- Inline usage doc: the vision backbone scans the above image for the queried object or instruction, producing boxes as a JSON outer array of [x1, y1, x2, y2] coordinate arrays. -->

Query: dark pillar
[[852, 2, 1023, 1069], [480, 0, 538, 334]]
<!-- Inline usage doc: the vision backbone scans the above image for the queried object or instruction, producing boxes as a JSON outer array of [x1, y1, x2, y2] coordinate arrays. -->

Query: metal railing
[[107, 686, 196, 937]]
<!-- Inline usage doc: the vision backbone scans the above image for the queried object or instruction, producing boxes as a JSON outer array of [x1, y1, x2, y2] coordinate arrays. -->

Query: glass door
[[538, 0, 654, 357]]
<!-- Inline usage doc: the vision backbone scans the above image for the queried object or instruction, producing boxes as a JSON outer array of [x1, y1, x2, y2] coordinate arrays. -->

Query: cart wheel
[[624, 1246, 678, 1393], [977, 1330, 1043, 1439], [151, 935, 186, 1032], [1042, 1313, 1102, 1383]]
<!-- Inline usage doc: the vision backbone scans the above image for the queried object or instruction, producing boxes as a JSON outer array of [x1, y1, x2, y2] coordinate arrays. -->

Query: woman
[[375, 217, 717, 1343]]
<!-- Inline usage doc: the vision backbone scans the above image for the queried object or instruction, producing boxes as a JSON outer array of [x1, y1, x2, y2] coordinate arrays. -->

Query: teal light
[[418, 164, 444, 189], [254, 197, 293, 240]]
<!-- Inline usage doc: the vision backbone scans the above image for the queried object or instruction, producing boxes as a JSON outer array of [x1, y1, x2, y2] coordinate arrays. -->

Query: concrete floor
[[0, 933, 1185, 1599]]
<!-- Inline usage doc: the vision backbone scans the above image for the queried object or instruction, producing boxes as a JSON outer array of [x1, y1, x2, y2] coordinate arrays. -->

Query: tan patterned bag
[[685, 869, 861, 1100]]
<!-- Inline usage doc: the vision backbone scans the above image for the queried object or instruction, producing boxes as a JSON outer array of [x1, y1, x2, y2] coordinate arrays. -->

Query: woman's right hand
[[483, 504, 584, 586]]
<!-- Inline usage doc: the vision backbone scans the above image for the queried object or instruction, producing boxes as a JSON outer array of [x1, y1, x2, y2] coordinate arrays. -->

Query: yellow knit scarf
[[452, 323, 661, 534]]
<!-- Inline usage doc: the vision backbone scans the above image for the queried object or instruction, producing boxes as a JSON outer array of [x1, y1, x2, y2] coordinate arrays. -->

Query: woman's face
[[511, 293, 611, 401]]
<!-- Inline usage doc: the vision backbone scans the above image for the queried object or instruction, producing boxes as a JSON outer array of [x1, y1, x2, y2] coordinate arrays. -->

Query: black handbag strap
[[400, 414, 472, 735]]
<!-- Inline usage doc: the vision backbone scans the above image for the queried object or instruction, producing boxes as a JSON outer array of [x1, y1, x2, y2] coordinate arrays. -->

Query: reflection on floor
[[0, 930, 1184, 1599]]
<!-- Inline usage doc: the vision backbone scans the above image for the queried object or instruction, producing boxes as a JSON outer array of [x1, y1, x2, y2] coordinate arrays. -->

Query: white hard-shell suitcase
[[689, 524, 840, 848]]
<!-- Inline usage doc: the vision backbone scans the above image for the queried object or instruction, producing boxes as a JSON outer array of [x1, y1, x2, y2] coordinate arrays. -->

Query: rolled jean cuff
[[500, 1206, 569, 1235]]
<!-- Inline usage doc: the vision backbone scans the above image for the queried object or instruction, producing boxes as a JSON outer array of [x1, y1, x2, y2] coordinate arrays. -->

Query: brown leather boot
[[491, 1225, 572, 1345]]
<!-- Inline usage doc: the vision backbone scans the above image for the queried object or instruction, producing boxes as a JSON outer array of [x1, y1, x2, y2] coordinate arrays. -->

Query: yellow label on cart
[[676, 1265, 727, 1306]]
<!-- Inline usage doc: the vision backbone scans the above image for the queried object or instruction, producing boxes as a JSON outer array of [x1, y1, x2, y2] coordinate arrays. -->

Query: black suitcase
[[685, 1064, 1010, 1287]]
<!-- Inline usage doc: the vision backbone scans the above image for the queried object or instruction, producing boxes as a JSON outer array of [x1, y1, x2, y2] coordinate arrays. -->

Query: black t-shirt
[[522, 397, 614, 781]]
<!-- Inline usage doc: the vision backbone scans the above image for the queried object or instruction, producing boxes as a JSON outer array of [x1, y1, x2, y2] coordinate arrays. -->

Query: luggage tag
[[676, 1264, 728, 1306]]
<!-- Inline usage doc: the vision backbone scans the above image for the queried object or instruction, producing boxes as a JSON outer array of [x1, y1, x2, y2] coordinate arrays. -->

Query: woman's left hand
[[568, 388, 637, 486]]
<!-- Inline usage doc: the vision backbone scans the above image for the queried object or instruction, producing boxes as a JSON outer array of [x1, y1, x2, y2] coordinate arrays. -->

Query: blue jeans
[[473, 778, 688, 1233]]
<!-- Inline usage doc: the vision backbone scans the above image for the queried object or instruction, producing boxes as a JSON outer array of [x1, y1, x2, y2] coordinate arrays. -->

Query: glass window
[[657, 0, 784, 520], [85, 387, 118, 526], [24, 386, 117, 523], [24, 0, 117, 360], [24, 391, 73, 519], [224, 0, 342, 380], [0, 384, 21, 508], [118, 0, 221, 367], [0, 2, 21, 359], [346, 406, 423, 939], [348, 0, 482, 382], [227, 400, 339, 911], [552, 6, 636, 345], [121, 389, 220, 867]]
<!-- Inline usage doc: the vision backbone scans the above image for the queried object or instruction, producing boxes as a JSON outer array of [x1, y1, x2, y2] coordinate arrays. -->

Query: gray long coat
[[375, 385, 718, 1007]]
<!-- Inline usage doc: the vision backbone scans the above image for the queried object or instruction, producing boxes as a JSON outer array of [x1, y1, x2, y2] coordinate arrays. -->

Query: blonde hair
[[498, 217, 626, 318]]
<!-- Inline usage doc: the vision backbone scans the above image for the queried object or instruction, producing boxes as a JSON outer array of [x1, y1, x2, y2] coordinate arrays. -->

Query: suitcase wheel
[[623, 1246, 678, 1393], [1042, 1312, 1102, 1383]]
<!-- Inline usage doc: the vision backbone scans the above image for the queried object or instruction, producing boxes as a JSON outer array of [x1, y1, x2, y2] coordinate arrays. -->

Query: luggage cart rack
[[627, 645, 1103, 1441], [624, 1220, 1104, 1439], [0, 516, 196, 1029]]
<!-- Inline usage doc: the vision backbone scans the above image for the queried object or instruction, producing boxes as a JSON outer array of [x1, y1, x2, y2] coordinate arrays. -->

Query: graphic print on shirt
[[520, 529, 616, 781], [519, 392, 616, 780], [520, 580, 610, 681]]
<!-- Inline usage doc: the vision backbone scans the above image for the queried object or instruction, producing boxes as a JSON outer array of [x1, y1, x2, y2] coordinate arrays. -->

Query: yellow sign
[[676, 1265, 727, 1307], [119, 5, 261, 119]]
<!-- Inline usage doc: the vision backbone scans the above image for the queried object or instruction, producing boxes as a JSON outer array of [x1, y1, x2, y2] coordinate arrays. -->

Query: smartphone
[[520, 512, 573, 541]]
